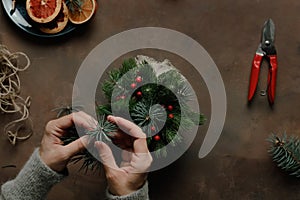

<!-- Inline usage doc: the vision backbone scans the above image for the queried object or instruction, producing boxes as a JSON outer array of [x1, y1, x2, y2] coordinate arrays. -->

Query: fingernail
[[94, 141, 100, 148], [80, 136, 89, 145]]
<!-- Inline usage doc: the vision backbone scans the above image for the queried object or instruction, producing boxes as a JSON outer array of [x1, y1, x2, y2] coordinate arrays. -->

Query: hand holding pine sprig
[[268, 133, 300, 177]]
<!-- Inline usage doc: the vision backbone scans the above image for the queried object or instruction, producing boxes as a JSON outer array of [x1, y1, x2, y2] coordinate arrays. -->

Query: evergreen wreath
[[268, 133, 300, 177], [59, 56, 205, 172]]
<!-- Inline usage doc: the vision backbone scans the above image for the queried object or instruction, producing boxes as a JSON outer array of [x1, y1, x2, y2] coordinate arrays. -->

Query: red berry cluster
[[131, 76, 142, 89], [132, 76, 143, 97], [167, 105, 174, 119], [161, 104, 175, 119], [152, 105, 174, 141]]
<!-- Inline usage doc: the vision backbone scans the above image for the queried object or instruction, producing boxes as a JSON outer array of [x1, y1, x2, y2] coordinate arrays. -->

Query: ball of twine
[[0, 45, 32, 145]]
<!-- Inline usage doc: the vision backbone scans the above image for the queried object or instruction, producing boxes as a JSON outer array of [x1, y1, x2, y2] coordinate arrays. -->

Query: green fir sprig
[[268, 133, 300, 177], [65, 0, 83, 14], [86, 115, 117, 142], [56, 107, 117, 172]]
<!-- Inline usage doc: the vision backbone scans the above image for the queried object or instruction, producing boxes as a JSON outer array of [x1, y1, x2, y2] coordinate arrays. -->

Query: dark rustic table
[[1, 0, 300, 199]]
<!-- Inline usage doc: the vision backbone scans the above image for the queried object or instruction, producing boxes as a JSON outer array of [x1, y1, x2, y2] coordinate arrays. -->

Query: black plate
[[1, 0, 75, 38]]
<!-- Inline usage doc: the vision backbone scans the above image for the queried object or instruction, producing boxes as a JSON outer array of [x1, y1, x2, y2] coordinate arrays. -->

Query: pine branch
[[97, 104, 112, 116], [102, 58, 137, 100], [164, 128, 178, 146], [268, 133, 300, 177], [120, 58, 137, 74], [69, 149, 102, 173], [131, 101, 151, 127], [153, 142, 167, 158], [135, 63, 157, 84], [199, 113, 206, 125], [64, 115, 117, 173], [158, 69, 194, 102], [52, 104, 83, 118], [65, 0, 83, 14], [110, 99, 133, 119], [54, 105, 117, 173], [86, 115, 117, 142]]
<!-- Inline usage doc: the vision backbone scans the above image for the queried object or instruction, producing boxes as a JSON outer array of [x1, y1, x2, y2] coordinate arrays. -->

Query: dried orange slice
[[26, 0, 62, 23], [67, 0, 96, 24]]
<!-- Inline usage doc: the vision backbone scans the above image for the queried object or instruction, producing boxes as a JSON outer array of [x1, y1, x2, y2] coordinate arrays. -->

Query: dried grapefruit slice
[[39, 2, 69, 34], [26, 0, 62, 23], [67, 0, 96, 24]]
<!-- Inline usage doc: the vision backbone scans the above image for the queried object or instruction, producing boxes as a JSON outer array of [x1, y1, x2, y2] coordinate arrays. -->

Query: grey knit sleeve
[[105, 181, 149, 200], [0, 148, 66, 200]]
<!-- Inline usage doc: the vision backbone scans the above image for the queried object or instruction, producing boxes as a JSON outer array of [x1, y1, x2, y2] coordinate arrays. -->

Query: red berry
[[154, 135, 160, 141], [168, 113, 174, 119], [130, 83, 137, 89], [135, 76, 142, 83], [167, 105, 173, 111], [136, 91, 142, 97], [151, 126, 155, 131]]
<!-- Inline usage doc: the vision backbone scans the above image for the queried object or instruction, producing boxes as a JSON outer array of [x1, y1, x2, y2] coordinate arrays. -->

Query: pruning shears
[[248, 19, 278, 105]]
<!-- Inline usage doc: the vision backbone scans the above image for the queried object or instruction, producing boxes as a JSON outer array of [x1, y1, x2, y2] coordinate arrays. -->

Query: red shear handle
[[248, 53, 263, 102], [267, 55, 278, 105]]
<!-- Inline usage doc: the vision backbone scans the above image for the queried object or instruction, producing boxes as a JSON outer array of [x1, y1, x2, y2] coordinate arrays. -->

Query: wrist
[[106, 181, 149, 200], [39, 148, 67, 173], [108, 180, 146, 196]]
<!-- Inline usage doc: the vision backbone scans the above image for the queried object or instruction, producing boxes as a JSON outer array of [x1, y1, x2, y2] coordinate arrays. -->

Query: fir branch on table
[[268, 133, 300, 177]]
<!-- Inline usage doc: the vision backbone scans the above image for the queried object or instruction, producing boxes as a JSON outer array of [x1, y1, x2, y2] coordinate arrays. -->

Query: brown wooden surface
[[1, 0, 300, 199]]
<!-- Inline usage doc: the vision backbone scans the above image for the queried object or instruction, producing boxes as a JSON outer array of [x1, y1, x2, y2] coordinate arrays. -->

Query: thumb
[[64, 136, 89, 157], [95, 141, 119, 171]]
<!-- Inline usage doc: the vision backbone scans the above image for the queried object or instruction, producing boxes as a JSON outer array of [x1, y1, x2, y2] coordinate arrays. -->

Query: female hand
[[95, 116, 153, 196], [39, 111, 95, 172]]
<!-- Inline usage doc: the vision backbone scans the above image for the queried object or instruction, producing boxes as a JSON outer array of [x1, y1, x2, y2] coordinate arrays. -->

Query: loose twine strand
[[0, 45, 33, 145]]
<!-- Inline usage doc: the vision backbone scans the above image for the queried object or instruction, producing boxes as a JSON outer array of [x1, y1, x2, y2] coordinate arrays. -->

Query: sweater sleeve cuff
[[1, 148, 66, 200], [105, 181, 149, 200]]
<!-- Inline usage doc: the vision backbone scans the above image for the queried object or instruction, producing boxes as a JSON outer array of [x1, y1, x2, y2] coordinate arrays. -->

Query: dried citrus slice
[[67, 0, 96, 24], [26, 0, 62, 23], [39, 2, 69, 34]]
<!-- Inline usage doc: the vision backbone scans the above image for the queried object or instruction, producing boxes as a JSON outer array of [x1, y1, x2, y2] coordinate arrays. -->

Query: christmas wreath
[[59, 55, 205, 172]]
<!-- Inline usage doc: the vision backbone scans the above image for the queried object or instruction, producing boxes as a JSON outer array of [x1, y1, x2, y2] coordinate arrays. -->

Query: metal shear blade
[[262, 19, 275, 48]]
